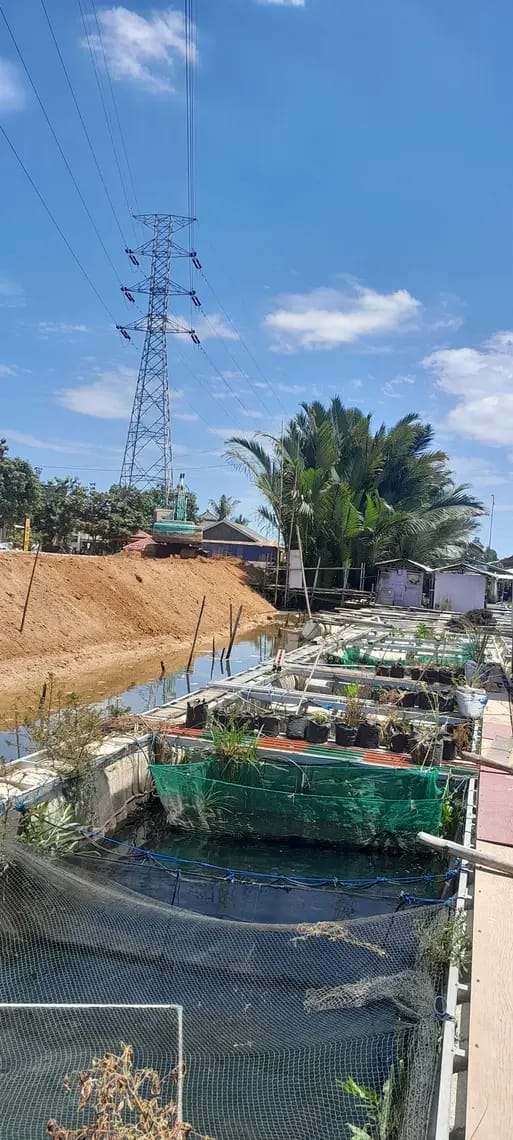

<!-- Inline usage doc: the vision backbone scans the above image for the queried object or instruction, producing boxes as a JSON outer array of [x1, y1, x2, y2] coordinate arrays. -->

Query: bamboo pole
[[310, 556, 321, 607], [418, 831, 513, 876], [19, 543, 40, 633], [462, 749, 513, 775], [226, 604, 242, 659], [229, 603, 233, 640], [186, 595, 206, 672]]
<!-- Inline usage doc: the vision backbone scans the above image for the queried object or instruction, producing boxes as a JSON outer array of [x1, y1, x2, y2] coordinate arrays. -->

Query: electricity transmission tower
[[119, 213, 200, 503]]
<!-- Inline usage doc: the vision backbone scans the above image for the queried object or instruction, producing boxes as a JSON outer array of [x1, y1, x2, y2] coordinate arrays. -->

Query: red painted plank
[[477, 768, 513, 847]]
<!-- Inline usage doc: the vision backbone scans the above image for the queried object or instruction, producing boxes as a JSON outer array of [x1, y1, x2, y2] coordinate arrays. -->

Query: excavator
[[152, 473, 203, 557]]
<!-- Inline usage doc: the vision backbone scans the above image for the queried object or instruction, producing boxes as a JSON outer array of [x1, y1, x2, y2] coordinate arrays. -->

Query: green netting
[[150, 759, 443, 848]]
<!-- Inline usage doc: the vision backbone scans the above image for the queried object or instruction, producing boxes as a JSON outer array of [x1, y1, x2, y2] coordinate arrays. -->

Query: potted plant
[[286, 712, 309, 740], [398, 689, 417, 709], [257, 712, 282, 737], [355, 718, 380, 749], [186, 698, 208, 729], [390, 663, 405, 678], [305, 709, 331, 744], [334, 689, 364, 747], [441, 736, 456, 762]]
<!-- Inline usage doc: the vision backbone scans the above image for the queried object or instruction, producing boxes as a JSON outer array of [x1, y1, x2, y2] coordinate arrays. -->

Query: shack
[[375, 559, 431, 607], [433, 563, 488, 612]]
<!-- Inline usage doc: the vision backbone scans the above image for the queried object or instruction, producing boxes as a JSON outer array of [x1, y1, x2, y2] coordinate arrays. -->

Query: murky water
[[0, 625, 295, 762]]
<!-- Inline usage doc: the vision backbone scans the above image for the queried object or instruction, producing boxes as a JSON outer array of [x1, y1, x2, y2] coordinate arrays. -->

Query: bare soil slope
[[0, 552, 275, 699]]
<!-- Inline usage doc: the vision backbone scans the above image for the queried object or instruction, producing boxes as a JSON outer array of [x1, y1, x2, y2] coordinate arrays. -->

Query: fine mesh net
[[0, 838, 445, 1139], [149, 758, 443, 848]]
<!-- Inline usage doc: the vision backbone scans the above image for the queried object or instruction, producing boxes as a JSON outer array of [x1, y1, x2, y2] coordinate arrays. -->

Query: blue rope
[[78, 828, 453, 891]]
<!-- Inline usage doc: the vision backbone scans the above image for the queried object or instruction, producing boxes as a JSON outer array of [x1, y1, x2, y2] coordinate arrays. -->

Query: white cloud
[[424, 332, 513, 445], [0, 363, 16, 377], [84, 6, 194, 95], [382, 374, 415, 398], [241, 409, 264, 419], [351, 379, 363, 389], [0, 59, 26, 112], [264, 283, 421, 351], [38, 321, 91, 335], [449, 455, 512, 489], [1, 429, 93, 454], [174, 411, 199, 422], [209, 426, 253, 439], [192, 313, 240, 342], [278, 383, 306, 393], [56, 365, 137, 419]]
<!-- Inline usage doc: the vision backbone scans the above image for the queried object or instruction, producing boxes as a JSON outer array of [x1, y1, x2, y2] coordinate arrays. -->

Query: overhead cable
[[0, 121, 116, 322], [0, 5, 121, 286], [38, 0, 127, 245]]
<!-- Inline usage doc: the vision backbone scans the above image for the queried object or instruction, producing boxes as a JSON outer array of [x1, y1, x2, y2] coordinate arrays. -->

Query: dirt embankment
[[0, 552, 275, 703]]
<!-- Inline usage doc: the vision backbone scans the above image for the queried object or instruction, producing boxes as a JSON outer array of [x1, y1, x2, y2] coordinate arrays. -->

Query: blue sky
[[1, 0, 513, 552]]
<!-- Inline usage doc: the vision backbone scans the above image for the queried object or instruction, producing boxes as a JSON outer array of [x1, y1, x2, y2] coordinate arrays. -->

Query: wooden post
[[19, 543, 40, 633], [186, 595, 206, 672], [295, 524, 312, 621], [310, 556, 321, 607], [226, 604, 242, 659], [418, 831, 513, 876], [229, 603, 233, 640], [461, 750, 513, 775]]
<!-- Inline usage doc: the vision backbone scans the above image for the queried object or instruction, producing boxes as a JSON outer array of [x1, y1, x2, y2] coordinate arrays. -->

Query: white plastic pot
[[455, 687, 488, 719]]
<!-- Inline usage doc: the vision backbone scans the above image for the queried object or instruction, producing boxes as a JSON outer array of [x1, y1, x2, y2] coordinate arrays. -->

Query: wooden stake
[[186, 595, 206, 672], [229, 603, 233, 640], [310, 556, 321, 607], [418, 831, 513, 876], [226, 604, 242, 659], [19, 543, 40, 633], [462, 749, 513, 775]]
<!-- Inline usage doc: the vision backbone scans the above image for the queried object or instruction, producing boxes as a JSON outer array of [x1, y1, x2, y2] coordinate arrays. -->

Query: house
[[200, 519, 278, 565], [375, 559, 431, 607]]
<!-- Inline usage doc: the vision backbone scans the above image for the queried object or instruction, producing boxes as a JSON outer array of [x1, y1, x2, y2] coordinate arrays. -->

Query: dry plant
[[292, 921, 387, 958], [46, 1042, 213, 1140]]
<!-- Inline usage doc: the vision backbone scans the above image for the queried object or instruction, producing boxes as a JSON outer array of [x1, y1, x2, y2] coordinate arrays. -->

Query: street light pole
[[487, 493, 495, 555]]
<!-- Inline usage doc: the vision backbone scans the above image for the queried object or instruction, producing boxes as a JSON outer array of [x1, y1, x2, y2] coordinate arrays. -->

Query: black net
[[0, 840, 444, 1139]]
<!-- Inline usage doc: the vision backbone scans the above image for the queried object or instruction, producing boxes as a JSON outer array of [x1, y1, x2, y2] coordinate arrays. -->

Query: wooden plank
[[466, 841, 513, 1139], [477, 768, 513, 847]]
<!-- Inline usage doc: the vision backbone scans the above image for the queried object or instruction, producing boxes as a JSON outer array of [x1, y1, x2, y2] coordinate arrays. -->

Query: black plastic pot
[[335, 722, 358, 747], [286, 715, 308, 741], [371, 687, 382, 703], [410, 667, 421, 681], [233, 715, 255, 731], [399, 691, 417, 709], [258, 715, 281, 737], [425, 668, 439, 685], [390, 731, 411, 754], [376, 664, 390, 677], [442, 736, 456, 762], [355, 722, 380, 749], [438, 693, 454, 713], [186, 699, 208, 729], [305, 719, 330, 744], [439, 669, 452, 686], [390, 664, 405, 678], [417, 691, 433, 710]]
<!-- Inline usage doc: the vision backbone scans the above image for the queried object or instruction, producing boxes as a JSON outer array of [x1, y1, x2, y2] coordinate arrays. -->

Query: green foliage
[[225, 400, 484, 568], [20, 802, 79, 853], [416, 621, 432, 639], [210, 717, 259, 772], [337, 1060, 407, 1139], [0, 438, 42, 534], [417, 910, 470, 972], [207, 493, 240, 520], [26, 689, 103, 822]]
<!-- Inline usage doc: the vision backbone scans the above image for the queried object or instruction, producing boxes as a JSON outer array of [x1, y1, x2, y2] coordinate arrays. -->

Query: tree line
[[226, 400, 488, 567]]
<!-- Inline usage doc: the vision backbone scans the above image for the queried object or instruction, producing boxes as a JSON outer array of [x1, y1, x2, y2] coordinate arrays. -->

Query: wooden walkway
[[466, 684, 513, 1140]]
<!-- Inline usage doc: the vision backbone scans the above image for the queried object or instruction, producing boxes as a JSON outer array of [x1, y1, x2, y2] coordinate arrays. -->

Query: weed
[[46, 1042, 211, 1139], [26, 689, 103, 823], [416, 622, 433, 639], [337, 1059, 407, 1139], [417, 910, 470, 973], [210, 719, 259, 775], [105, 699, 132, 719], [19, 802, 80, 853]]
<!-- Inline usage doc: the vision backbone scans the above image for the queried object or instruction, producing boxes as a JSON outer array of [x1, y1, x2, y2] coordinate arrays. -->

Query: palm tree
[[207, 494, 240, 520], [225, 400, 484, 567], [233, 513, 250, 525]]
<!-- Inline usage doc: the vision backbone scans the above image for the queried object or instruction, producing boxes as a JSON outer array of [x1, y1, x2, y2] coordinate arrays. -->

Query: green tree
[[226, 400, 484, 568], [233, 513, 250, 526], [0, 439, 42, 537], [32, 477, 89, 550], [207, 494, 240, 520]]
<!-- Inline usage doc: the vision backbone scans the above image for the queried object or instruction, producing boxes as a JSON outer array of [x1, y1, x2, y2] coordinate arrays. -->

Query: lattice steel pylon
[[119, 213, 199, 503]]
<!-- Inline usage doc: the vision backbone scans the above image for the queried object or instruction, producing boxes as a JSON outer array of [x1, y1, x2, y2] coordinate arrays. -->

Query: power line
[[38, 0, 127, 245], [77, 0, 135, 229], [196, 304, 278, 418], [0, 5, 121, 287], [89, 0, 140, 216], [0, 121, 116, 322]]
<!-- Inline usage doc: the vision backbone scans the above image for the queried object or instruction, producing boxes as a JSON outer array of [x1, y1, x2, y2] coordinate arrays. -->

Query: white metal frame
[[0, 1001, 184, 1123]]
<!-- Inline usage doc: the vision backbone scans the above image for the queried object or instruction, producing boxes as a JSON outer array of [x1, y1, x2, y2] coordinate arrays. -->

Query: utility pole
[[119, 213, 200, 503], [487, 492, 495, 555]]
